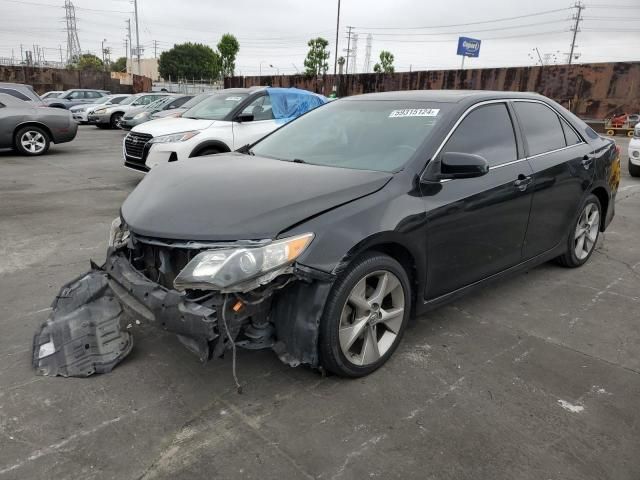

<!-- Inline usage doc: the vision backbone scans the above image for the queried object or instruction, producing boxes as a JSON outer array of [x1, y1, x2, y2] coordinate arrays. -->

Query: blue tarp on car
[[266, 88, 327, 124]]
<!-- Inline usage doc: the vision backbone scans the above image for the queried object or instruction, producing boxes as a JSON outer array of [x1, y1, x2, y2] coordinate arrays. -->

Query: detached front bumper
[[33, 253, 219, 377], [33, 251, 334, 377]]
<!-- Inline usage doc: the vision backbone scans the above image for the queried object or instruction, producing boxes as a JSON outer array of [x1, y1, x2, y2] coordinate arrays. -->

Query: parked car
[[149, 92, 214, 120], [119, 95, 193, 130], [70, 94, 131, 124], [33, 90, 620, 379], [123, 87, 326, 172], [0, 82, 44, 104], [44, 89, 110, 109], [0, 93, 77, 156], [41, 91, 64, 100], [628, 123, 640, 177], [88, 92, 171, 129]]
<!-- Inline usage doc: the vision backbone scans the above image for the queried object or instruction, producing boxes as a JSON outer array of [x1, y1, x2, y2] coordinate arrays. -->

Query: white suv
[[122, 87, 326, 172], [629, 124, 640, 177]]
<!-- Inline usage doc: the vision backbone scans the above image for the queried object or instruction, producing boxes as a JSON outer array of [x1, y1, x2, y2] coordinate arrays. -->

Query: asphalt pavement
[[0, 126, 639, 480]]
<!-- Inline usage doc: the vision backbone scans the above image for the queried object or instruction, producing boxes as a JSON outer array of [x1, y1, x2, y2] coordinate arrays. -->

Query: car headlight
[[149, 131, 200, 144], [108, 217, 130, 249], [94, 107, 107, 114], [133, 112, 147, 120], [174, 232, 314, 292]]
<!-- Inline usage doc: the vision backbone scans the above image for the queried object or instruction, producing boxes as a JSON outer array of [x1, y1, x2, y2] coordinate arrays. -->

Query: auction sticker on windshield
[[389, 108, 440, 118], [226, 96, 243, 101]]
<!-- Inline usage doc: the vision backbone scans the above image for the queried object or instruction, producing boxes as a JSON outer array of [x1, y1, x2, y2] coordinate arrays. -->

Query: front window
[[182, 92, 249, 120], [251, 100, 450, 172]]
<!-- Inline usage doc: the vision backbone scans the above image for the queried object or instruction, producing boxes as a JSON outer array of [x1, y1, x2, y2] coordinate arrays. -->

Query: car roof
[[344, 90, 547, 103], [65, 88, 109, 92]]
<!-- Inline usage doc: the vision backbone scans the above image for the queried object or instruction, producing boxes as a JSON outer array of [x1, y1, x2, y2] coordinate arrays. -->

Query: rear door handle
[[581, 155, 594, 169], [514, 174, 532, 191]]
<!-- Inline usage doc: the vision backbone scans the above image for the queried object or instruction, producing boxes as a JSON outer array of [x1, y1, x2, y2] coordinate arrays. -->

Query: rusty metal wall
[[0, 66, 152, 94], [226, 62, 639, 119]]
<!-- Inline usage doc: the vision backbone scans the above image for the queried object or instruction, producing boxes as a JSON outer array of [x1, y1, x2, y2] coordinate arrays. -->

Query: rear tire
[[319, 252, 411, 377], [629, 159, 640, 178], [555, 194, 601, 268], [14, 126, 50, 156]]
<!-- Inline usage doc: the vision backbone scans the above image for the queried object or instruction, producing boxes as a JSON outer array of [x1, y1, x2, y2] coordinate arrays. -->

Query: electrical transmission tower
[[64, 0, 82, 64], [568, 1, 584, 65], [349, 33, 358, 74], [344, 26, 353, 75], [363, 34, 372, 73]]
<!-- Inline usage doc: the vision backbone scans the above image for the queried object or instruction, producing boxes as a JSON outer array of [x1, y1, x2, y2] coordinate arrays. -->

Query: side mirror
[[235, 113, 254, 123], [438, 152, 489, 180]]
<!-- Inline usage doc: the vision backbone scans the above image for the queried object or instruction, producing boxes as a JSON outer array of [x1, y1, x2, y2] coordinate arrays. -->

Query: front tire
[[319, 252, 411, 377], [629, 159, 640, 177], [14, 126, 50, 156], [110, 113, 123, 129], [555, 194, 601, 268]]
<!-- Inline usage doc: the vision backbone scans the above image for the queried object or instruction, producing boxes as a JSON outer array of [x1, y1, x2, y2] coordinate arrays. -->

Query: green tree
[[73, 54, 103, 71], [304, 37, 330, 76], [217, 34, 240, 77], [110, 56, 127, 72], [158, 42, 221, 80], [337, 56, 345, 73], [373, 50, 395, 74]]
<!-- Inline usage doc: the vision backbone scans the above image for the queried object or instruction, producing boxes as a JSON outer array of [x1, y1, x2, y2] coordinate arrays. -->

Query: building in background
[[127, 58, 160, 81]]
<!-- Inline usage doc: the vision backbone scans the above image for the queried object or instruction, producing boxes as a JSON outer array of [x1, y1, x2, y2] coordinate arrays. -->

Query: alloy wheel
[[20, 131, 47, 154], [574, 203, 599, 260], [338, 270, 405, 366]]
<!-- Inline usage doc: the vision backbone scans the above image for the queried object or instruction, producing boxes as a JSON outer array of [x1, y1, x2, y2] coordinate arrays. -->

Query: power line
[[354, 7, 571, 30]]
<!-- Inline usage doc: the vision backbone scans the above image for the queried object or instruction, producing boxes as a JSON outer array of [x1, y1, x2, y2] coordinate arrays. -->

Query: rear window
[[513, 102, 566, 156], [0, 88, 31, 101], [560, 118, 582, 145]]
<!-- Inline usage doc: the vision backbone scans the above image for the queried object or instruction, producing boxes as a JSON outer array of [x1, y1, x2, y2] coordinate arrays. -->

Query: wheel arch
[[13, 122, 53, 144], [336, 233, 425, 314], [590, 185, 609, 231], [189, 140, 231, 157]]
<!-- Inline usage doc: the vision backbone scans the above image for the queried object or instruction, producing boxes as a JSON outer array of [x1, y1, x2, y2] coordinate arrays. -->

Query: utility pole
[[333, 0, 341, 78], [126, 19, 132, 73], [535, 47, 544, 66], [568, 1, 584, 65], [59, 45, 63, 64], [344, 26, 353, 75], [153, 40, 158, 58], [20, 44, 23, 63], [133, 0, 141, 75]]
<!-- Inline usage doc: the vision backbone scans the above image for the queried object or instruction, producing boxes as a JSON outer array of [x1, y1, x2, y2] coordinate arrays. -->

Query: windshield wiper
[[292, 158, 307, 164], [237, 144, 254, 155]]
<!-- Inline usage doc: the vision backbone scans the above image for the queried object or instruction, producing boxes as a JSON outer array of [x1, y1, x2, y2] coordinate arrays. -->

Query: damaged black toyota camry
[[33, 90, 620, 379]]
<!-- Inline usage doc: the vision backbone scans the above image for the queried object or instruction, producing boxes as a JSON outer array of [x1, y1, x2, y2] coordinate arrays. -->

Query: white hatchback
[[122, 87, 326, 172]]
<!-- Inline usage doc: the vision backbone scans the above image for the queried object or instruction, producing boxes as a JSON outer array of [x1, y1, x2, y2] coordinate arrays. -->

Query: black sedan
[[0, 93, 77, 156], [33, 90, 620, 379]]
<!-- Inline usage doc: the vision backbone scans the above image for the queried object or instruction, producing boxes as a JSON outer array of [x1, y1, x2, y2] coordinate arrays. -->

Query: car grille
[[124, 132, 152, 159], [128, 240, 199, 290]]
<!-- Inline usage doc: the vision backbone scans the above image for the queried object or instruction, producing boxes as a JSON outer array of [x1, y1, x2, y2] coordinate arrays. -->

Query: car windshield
[[144, 97, 174, 111], [182, 92, 248, 120], [44, 92, 61, 99], [178, 93, 211, 109], [251, 100, 450, 172], [118, 96, 137, 106]]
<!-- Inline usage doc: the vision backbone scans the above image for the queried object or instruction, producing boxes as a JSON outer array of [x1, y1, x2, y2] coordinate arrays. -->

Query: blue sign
[[457, 37, 481, 58]]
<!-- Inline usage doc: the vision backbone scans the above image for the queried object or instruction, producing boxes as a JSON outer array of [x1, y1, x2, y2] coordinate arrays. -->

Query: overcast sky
[[0, 0, 638, 75]]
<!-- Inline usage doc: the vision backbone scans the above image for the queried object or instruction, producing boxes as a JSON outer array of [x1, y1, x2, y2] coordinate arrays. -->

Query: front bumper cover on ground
[[32, 252, 334, 377]]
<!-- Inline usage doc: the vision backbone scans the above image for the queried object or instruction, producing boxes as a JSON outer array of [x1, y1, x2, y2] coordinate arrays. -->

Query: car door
[[230, 94, 277, 149], [511, 100, 595, 259], [422, 101, 534, 299]]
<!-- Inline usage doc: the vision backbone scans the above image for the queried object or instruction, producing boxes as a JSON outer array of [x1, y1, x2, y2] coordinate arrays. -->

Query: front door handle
[[514, 174, 532, 191], [581, 155, 594, 170]]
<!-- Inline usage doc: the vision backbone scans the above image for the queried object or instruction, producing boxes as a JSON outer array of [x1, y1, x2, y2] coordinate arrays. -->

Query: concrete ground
[[0, 127, 639, 480]]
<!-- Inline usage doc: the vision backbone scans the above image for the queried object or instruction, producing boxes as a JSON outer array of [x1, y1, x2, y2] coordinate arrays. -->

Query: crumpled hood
[[131, 117, 215, 136], [121, 153, 392, 241]]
